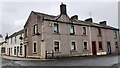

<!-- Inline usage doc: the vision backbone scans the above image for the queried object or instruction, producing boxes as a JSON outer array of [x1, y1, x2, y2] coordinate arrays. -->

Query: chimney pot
[[85, 18, 93, 23], [71, 15, 78, 20], [99, 21, 107, 25], [60, 3, 67, 15]]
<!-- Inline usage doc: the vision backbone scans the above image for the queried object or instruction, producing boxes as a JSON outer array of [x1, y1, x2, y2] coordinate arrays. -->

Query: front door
[[9, 48, 10, 56], [24, 45, 27, 57], [107, 42, 111, 54], [92, 41, 97, 55]]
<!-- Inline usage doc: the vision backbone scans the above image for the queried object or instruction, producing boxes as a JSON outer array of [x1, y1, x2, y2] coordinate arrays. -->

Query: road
[[1, 55, 120, 68]]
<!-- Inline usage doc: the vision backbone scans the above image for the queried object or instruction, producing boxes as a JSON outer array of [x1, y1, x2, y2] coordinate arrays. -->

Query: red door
[[92, 41, 97, 55]]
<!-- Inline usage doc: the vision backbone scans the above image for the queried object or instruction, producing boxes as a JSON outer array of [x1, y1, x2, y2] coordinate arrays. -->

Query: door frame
[[92, 41, 97, 55]]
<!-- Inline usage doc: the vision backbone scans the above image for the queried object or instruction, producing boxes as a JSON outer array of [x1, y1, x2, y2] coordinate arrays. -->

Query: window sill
[[70, 50, 77, 52], [98, 49, 103, 51], [70, 33, 75, 35], [33, 33, 41, 36], [54, 51, 61, 54], [33, 52, 37, 54], [53, 32, 60, 35], [83, 49, 89, 52], [97, 35, 102, 37], [82, 34, 87, 36]]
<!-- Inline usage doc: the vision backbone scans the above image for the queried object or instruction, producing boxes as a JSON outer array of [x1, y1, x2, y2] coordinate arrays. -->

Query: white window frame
[[70, 25, 76, 35], [82, 26, 87, 35], [53, 22, 60, 33], [70, 40, 77, 51], [33, 41, 37, 53], [53, 40, 60, 52], [83, 40, 88, 50]]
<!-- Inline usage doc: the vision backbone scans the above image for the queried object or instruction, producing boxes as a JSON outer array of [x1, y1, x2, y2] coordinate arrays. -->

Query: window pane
[[70, 25, 75, 34], [71, 42, 76, 50], [34, 43, 37, 52], [54, 41, 59, 51], [84, 42, 87, 50], [83, 27, 86, 34], [54, 23, 59, 33]]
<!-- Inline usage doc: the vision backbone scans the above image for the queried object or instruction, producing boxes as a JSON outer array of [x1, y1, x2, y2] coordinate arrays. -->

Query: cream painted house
[[5, 29, 25, 57]]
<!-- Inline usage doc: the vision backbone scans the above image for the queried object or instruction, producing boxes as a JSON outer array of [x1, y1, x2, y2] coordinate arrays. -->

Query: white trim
[[83, 40, 89, 50], [70, 40, 77, 51], [33, 41, 37, 53], [53, 40, 60, 52]]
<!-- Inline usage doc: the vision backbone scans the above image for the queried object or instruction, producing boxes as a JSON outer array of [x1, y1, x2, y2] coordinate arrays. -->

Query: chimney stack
[[60, 2, 67, 15], [99, 21, 107, 25], [85, 18, 93, 23], [71, 15, 78, 20]]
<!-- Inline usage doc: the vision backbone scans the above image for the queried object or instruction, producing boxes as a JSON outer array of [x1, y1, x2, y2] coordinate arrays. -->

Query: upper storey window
[[54, 22, 59, 33], [33, 24, 38, 35], [114, 30, 118, 39], [82, 27, 87, 35], [70, 25, 75, 35], [25, 29, 28, 37]]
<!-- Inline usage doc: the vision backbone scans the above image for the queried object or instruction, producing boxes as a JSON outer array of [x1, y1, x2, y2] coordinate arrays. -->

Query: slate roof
[[33, 11, 119, 30], [7, 29, 24, 39]]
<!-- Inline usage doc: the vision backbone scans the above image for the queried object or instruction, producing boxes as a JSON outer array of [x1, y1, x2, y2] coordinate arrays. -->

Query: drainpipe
[[89, 26, 92, 55], [40, 17, 46, 59]]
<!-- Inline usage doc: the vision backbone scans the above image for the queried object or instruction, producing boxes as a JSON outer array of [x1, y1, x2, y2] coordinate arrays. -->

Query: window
[[54, 41, 59, 52], [70, 25, 75, 35], [71, 41, 76, 51], [33, 42, 37, 53], [14, 47, 16, 55], [54, 22, 59, 33], [83, 42, 88, 50], [83, 27, 87, 35], [1, 47, 5, 53], [20, 46, 22, 55], [15, 36, 16, 43], [115, 42, 118, 48], [11, 38, 12, 44], [98, 28, 102, 36], [33, 24, 38, 35], [99, 42, 103, 50], [114, 31, 118, 38], [25, 29, 28, 37]]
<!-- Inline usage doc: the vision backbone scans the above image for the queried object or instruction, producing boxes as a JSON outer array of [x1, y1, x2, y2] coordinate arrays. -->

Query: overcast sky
[[0, 0, 120, 38]]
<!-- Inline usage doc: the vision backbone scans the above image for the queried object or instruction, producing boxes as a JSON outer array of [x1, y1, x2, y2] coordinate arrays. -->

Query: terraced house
[[4, 29, 25, 57], [23, 3, 120, 59]]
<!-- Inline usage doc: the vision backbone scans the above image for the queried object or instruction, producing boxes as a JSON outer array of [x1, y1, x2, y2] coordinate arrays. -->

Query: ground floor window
[[99, 42, 103, 50], [14, 47, 16, 55], [1, 47, 5, 53], [20, 46, 22, 55], [54, 41, 60, 52], [115, 42, 118, 48], [83, 41, 88, 50], [71, 41, 76, 51], [33, 42, 37, 53]]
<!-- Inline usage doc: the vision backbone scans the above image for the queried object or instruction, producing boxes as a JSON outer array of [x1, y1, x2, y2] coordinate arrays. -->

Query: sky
[[0, 0, 120, 38]]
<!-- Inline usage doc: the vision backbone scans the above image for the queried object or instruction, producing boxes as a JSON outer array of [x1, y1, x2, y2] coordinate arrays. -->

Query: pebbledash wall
[[24, 3, 119, 59], [1, 3, 120, 59]]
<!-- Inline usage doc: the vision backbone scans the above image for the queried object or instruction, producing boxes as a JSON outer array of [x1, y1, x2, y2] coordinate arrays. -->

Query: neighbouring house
[[24, 3, 119, 59], [4, 29, 25, 57]]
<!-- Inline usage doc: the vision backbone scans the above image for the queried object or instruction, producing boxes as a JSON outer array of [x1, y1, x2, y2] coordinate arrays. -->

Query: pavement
[[1, 55, 54, 61]]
